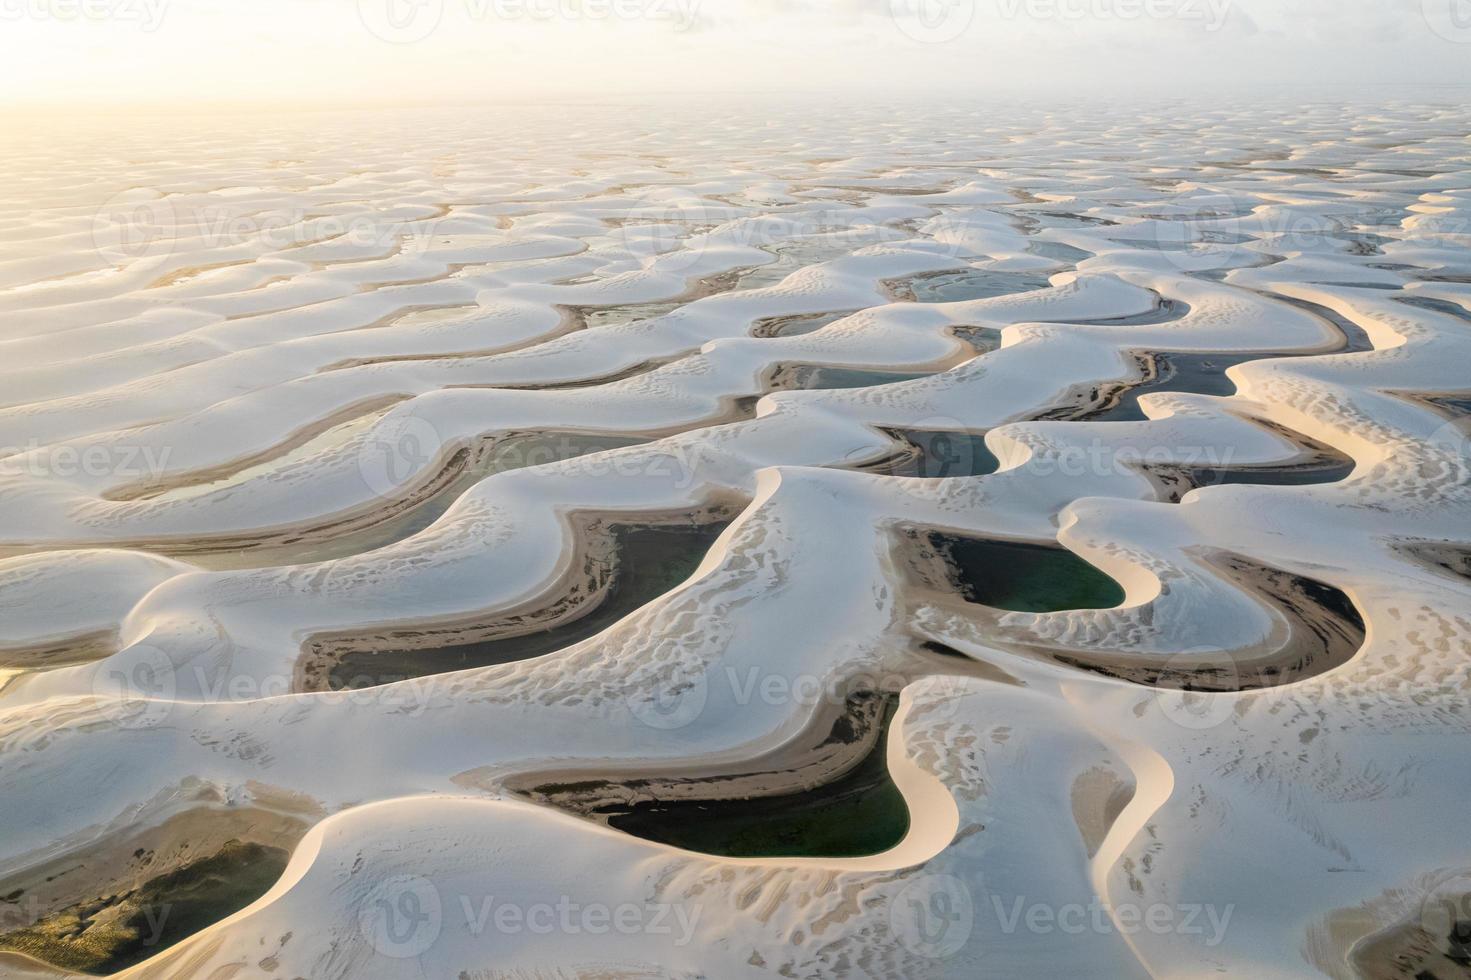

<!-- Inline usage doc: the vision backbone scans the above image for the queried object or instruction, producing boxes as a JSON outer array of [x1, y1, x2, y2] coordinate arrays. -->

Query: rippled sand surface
[[0, 99, 1468, 979]]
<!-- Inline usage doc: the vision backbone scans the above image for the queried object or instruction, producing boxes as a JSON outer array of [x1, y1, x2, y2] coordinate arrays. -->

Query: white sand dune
[[0, 99, 1467, 979]]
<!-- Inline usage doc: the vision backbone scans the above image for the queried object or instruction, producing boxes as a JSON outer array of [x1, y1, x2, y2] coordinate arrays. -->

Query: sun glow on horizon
[[1, 0, 1469, 111]]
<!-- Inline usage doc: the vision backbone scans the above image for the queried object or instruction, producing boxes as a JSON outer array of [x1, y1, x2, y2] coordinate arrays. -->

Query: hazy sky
[[3, 0, 1469, 107]]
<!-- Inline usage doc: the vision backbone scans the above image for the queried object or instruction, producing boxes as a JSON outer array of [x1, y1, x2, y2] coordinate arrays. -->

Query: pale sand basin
[[0, 99, 1467, 978]]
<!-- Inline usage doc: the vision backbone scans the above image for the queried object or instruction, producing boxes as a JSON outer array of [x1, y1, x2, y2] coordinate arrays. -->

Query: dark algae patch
[[1396, 540, 1471, 585], [0, 841, 289, 975], [318, 518, 731, 690], [950, 324, 1003, 356], [1177, 452, 1355, 491], [522, 694, 910, 859], [1029, 240, 1094, 264], [1398, 295, 1471, 323], [870, 429, 1001, 479], [1161, 422, 1357, 495], [362, 430, 649, 542], [567, 268, 744, 330], [1268, 296, 1375, 354], [749, 311, 853, 339], [120, 430, 649, 570], [1042, 350, 1256, 423], [925, 532, 1125, 613], [735, 239, 885, 290], [1037, 293, 1374, 425], [1054, 556, 1366, 692], [1346, 878, 1471, 980], [1055, 296, 1189, 327], [579, 299, 686, 330], [891, 268, 1051, 303], [767, 363, 930, 392], [1426, 393, 1471, 417], [606, 698, 907, 858]]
